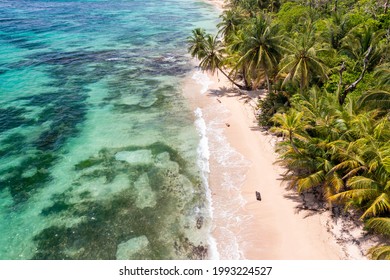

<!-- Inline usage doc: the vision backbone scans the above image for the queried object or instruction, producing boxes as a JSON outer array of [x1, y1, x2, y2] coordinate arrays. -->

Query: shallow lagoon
[[0, 0, 219, 259]]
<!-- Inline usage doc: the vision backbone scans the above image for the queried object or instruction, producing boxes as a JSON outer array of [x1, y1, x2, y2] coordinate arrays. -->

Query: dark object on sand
[[256, 191, 261, 201], [225, 123, 230, 127], [196, 216, 204, 229]]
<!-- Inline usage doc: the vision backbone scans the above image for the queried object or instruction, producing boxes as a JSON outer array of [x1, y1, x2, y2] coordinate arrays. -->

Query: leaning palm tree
[[278, 24, 328, 92], [233, 14, 283, 91], [226, 30, 253, 89], [187, 30, 245, 89]]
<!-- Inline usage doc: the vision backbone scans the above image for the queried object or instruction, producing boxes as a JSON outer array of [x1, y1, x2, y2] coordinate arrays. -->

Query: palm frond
[[296, 170, 325, 193], [347, 176, 377, 189], [361, 193, 390, 219], [368, 245, 390, 260], [366, 217, 390, 237], [329, 187, 378, 204]]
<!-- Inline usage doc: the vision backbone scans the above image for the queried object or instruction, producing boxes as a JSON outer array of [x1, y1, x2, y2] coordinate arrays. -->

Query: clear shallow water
[[0, 0, 219, 259]]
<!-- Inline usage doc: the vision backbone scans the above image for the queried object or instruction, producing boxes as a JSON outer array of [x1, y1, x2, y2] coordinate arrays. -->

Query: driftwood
[[256, 191, 262, 201]]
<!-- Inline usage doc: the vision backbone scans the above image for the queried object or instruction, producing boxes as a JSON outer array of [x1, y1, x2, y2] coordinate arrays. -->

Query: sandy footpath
[[184, 69, 378, 259]]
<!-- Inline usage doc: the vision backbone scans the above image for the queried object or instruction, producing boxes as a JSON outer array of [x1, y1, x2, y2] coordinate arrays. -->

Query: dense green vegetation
[[188, 0, 390, 259]]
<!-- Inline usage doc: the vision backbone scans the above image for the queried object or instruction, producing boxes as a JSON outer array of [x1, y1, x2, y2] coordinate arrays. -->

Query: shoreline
[[184, 69, 379, 259], [203, 0, 225, 10]]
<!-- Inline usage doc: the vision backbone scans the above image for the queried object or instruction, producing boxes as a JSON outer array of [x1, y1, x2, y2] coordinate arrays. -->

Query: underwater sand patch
[[116, 235, 149, 260], [115, 150, 153, 165]]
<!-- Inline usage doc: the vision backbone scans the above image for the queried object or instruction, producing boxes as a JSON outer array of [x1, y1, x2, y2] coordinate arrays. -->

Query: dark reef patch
[[41, 200, 73, 216], [0, 106, 30, 133], [0, 152, 56, 204], [0, 133, 27, 158]]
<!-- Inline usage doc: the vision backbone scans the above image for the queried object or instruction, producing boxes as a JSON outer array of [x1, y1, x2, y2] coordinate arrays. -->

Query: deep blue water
[[0, 0, 219, 259]]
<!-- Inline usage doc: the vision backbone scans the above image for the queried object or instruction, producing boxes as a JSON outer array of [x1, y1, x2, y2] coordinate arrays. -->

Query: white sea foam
[[106, 57, 124, 61], [194, 108, 210, 173], [203, 103, 252, 259], [192, 70, 214, 94], [194, 107, 220, 260]]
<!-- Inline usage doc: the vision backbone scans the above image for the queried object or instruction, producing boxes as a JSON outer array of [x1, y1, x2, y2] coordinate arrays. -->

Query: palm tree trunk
[[242, 66, 251, 90], [217, 66, 247, 90], [289, 132, 300, 154], [385, 0, 389, 14], [300, 77, 305, 94], [265, 72, 271, 93], [337, 61, 346, 102]]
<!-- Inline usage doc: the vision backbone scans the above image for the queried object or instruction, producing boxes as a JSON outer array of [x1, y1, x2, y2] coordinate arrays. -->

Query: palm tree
[[226, 30, 252, 88], [359, 89, 390, 110], [278, 25, 328, 92], [233, 15, 283, 91], [272, 88, 348, 196], [374, 63, 390, 87], [334, 175, 390, 219], [271, 109, 307, 153], [329, 117, 390, 220], [217, 9, 243, 42], [187, 28, 207, 59], [359, 63, 390, 110], [187, 30, 245, 89], [197, 34, 224, 75], [341, 25, 385, 71], [320, 13, 351, 51], [337, 27, 386, 105]]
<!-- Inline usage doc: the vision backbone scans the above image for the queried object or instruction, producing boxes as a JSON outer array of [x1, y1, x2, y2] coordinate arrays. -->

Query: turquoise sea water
[[0, 0, 219, 259]]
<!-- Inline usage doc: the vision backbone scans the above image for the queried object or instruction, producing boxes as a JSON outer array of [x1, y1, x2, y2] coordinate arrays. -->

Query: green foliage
[[275, 2, 311, 32], [278, 23, 329, 91], [378, 12, 390, 30], [188, 0, 390, 257], [232, 14, 284, 90], [257, 90, 290, 127]]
